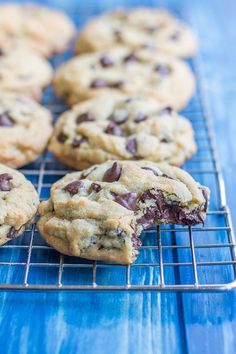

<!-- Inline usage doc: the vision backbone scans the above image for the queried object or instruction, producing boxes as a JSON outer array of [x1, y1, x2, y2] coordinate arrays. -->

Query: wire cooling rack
[[0, 7, 235, 291]]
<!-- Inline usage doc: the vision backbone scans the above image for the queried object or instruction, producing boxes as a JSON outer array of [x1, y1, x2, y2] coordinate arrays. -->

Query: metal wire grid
[[0, 15, 236, 291]]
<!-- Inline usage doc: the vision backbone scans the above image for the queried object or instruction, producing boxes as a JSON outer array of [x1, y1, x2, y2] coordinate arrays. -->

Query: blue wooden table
[[1, 0, 236, 353]]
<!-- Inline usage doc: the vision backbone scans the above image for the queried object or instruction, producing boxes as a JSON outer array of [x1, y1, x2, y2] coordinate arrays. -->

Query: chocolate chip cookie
[[49, 94, 196, 169], [76, 8, 197, 58], [0, 92, 52, 168], [38, 161, 209, 263], [0, 163, 39, 246], [0, 48, 53, 100], [53, 46, 195, 109], [0, 4, 75, 57]]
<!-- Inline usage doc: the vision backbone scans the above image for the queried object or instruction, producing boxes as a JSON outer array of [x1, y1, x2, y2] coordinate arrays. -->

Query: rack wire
[[0, 7, 236, 291]]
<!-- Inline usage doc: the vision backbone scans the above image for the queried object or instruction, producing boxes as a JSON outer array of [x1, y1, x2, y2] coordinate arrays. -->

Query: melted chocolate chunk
[[158, 106, 173, 115], [57, 132, 68, 143], [139, 189, 205, 226], [139, 189, 155, 203], [76, 112, 94, 124], [126, 138, 137, 155], [0, 112, 14, 127], [134, 112, 148, 123], [100, 56, 114, 67], [137, 206, 157, 228], [141, 167, 159, 176], [90, 183, 101, 192], [115, 192, 137, 210], [123, 52, 140, 63], [7, 227, 18, 239], [105, 121, 123, 136], [109, 110, 128, 125], [131, 233, 142, 250], [103, 162, 122, 182], [71, 136, 87, 148], [154, 64, 171, 76], [0, 48, 5, 56], [0, 173, 13, 191], [63, 180, 83, 195]]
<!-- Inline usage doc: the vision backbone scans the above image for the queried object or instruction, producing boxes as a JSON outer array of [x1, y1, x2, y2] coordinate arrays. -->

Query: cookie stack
[[0, 5, 210, 265]]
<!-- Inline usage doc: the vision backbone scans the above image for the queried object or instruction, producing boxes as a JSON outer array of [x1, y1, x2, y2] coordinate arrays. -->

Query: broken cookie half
[[37, 161, 209, 264]]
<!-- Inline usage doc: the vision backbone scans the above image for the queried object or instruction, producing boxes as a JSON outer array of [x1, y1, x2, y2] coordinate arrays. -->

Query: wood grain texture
[[0, 0, 235, 354]]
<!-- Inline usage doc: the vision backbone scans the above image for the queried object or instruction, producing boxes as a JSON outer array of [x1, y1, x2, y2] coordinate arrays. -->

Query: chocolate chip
[[175, 208, 205, 225], [139, 189, 155, 203], [115, 192, 137, 210], [90, 183, 101, 192], [80, 166, 97, 179], [141, 167, 159, 176], [103, 162, 122, 182], [201, 187, 209, 212], [155, 191, 166, 214], [0, 173, 13, 191], [146, 26, 157, 33], [154, 64, 171, 75], [109, 109, 128, 125], [126, 138, 137, 155], [90, 79, 123, 89], [7, 227, 17, 239], [0, 112, 14, 127], [139, 189, 205, 226], [100, 56, 114, 67], [63, 180, 83, 195], [161, 174, 174, 180], [0, 48, 4, 56], [131, 233, 142, 250], [71, 136, 87, 148], [76, 112, 94, 124], [137, 206, 156, 228], [134, 112, 148, 123], [170, 31, 180, 41], [57, 132, 68, 143], [105, 121, 123, 136], [109, 81, 123, 88], [90, 79, 108, 88], [123, 52, 140, 63], [160, 138, 170, 143], [158, 106, 173, 115], [114, 29, 122, 41]]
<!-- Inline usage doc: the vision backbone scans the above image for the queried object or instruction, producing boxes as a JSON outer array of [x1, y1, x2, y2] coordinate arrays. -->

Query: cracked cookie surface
[[0, 48, 53, 100], [76, 8, 197, 58], [49, 94, 196, 169], [0, 93, 52, 168], [0, 3, 75, 57], [38, 161, 209, 263], [53, 46, 195, 110], [0, 163, 39, 246]]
